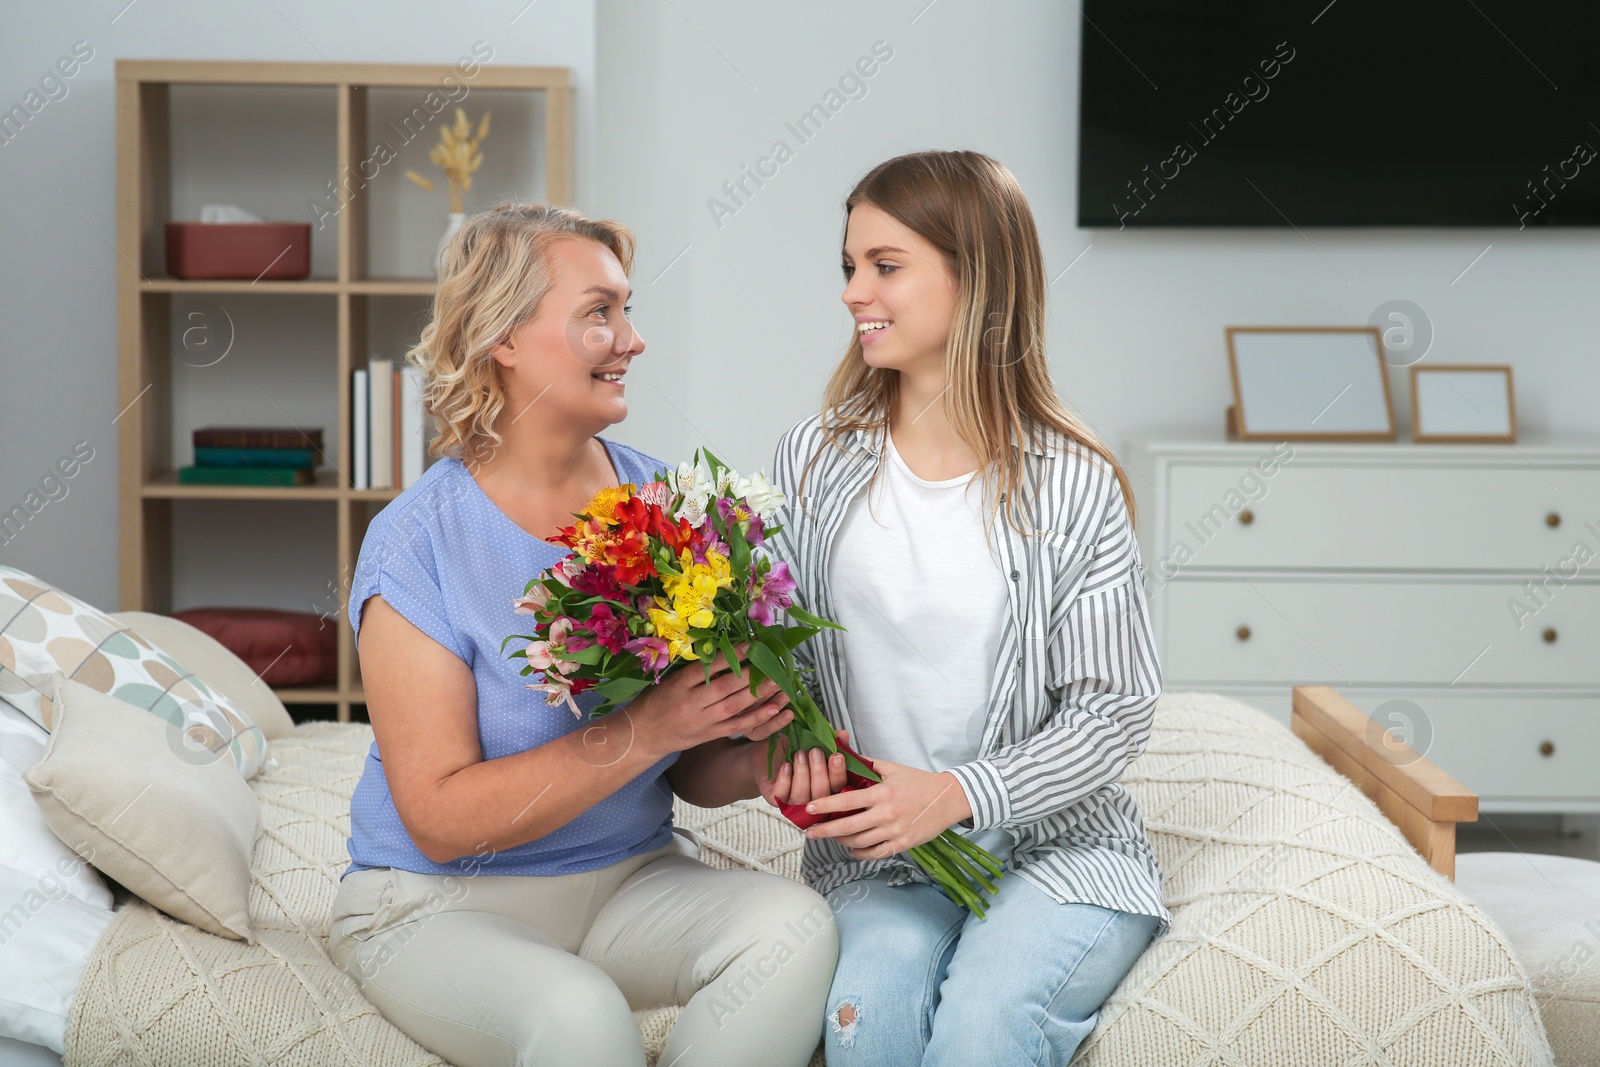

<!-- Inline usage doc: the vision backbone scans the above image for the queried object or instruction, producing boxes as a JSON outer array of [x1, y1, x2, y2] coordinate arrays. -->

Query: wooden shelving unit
[[115, 59, 573, 722]]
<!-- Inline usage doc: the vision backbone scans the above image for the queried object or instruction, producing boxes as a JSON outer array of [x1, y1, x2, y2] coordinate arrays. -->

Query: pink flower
[[522, 640, 556, 670], [587, 602, 628, 655], [715, 497, 765, 545], [532, 666, 582, 717], [748, 561, 797, 626], [636, 480, 671, 508], [624, 635, 670, 678], [550, 558, 583, 588], [511, 585, 552, 614]]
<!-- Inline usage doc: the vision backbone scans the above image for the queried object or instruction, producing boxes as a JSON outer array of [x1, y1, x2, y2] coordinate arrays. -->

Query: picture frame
[[1410, 364, 1517, 443], [1225, 326, 1397, 442]]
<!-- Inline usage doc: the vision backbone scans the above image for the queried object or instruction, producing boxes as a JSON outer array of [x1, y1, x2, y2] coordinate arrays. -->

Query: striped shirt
[[769, 413, 1171, 937]]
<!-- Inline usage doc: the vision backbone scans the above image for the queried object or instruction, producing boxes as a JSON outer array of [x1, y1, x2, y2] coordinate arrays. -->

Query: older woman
[[326, 202, 837, 1067]]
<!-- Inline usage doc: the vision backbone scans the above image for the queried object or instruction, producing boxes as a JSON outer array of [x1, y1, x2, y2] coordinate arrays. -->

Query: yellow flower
[[648, 602, 696, 662], [672, 572, 721, 630], [587, 485, 633, 526], [661, 548, 734, 630]]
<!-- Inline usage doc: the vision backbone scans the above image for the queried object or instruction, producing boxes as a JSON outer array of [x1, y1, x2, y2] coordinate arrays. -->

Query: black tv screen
[[1078, 1, 1600, 227]]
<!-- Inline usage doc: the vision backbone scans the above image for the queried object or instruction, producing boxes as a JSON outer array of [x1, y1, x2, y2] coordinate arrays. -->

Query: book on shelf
[[177, 465, 315, 486], [193, 446, 316, 470], [352, 360, 429, 491], [400, 365, 424, 487], [353, 370, 369, 491], [193, 426, 323, 452], [369, 358, 393, 490]]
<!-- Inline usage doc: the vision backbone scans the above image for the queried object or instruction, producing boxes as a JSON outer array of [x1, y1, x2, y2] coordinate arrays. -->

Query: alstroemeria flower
[[748, 560, 797, 626], [624, 635, 670, 677], [571, 565, 624, 602], [587, 602, 628, 655], [735, 471, 785, 520], [647, 603, 696, 662], [636, 480, 670, 508], [511, 584, 552, 614]]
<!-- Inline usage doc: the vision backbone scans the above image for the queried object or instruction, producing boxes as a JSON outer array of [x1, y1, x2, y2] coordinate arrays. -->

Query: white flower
[[671, 459, 716, 524], [716, 466, 738, 497], [735, 471, 785, 520], [675, 491, 709, 527]]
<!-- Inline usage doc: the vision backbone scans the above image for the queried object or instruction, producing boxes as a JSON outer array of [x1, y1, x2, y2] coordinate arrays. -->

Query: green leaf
[[717, 633, 743, 678], [728, 518, 751, 583], [560, 645, 605, 665], [746, 642, 799, 705], [777, 625, 818, 650], [786, 604, 845, 631], [499, 633, 537, 653], [594, 677, 650, 703], [700, 446, 731, 478]]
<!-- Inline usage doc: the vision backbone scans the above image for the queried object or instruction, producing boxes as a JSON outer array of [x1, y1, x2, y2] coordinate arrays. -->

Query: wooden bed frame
[[1291, 686, 1479, 880]]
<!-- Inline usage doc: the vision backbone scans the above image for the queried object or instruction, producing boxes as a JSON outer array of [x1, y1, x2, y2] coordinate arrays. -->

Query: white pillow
[[0, 703, 110, 910], [0, 861, 114, 1053]]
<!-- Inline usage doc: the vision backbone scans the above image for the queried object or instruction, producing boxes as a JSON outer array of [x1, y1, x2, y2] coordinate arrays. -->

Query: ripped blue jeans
[[821, 870, 1159, 1067]]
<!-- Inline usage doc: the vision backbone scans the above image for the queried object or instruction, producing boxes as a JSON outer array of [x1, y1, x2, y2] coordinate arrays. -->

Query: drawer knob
[[1238, 509, 1255, 526], [1539, 740, 1555, 757], [1543, 627, 1558, 644], [1547, 511, 1562, 528], [1235, 625, 1251, 641]]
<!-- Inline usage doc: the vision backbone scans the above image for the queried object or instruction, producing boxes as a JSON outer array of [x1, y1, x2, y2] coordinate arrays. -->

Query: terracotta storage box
[[165, 221, 312, 280]]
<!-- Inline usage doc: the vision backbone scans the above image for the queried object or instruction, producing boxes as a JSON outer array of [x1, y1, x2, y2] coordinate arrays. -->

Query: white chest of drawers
[[1127, 435, 1600, 812]]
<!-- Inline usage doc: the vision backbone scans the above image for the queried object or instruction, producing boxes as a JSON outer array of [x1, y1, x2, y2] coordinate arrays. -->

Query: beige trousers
[[326, 831, 837, 1067]]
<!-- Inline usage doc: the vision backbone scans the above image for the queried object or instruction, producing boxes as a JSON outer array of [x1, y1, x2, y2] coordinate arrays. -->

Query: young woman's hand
[[800, 759, 973, 860], [629, 646, 789, 758], [753, 729, 851, 808]]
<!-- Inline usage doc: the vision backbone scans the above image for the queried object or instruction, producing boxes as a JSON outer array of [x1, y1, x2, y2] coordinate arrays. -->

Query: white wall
[[592, 0, 1600, 491], [0, 0, 597, 606], [4, 0, 1598, 608]]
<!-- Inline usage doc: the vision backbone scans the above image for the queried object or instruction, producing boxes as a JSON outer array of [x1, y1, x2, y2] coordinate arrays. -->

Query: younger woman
[[767, 151, 1170, 1066]]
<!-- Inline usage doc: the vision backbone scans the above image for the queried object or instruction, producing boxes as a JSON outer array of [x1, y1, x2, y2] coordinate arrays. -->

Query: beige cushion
[[25, 673, 258, 942], [1456, 851, 1600, 1067], [0, 567, 267, 778], [65, 695, 1550, 1067], [109, 611, 296, 741]]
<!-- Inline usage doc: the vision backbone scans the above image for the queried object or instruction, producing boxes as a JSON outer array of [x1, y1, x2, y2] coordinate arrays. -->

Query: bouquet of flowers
[[503, 448, 1007, 916]]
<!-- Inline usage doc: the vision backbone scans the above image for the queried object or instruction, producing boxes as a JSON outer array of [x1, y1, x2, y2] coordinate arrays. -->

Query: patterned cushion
[[66, 695, 1552, 1067], [0, 567, 267, 778]]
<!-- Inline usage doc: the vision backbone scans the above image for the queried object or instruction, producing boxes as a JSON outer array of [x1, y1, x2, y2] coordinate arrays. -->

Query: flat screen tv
[[1078, 1, 1600, 227]]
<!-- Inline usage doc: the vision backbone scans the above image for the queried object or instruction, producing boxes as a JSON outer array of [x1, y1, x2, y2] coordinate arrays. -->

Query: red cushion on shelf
[[172, 608, 337, 687]]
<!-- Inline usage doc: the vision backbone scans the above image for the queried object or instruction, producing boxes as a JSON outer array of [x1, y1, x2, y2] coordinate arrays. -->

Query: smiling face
[[840, 202, 959, 377], [489, 237, 644, 434]]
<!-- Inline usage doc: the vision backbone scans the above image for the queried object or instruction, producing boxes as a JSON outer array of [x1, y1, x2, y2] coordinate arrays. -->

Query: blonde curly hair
[[407, 201, 636, 466]]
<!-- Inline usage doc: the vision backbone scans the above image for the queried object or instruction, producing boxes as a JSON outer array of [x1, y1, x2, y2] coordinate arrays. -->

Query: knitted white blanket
[[64, 692, 1552, 1066]]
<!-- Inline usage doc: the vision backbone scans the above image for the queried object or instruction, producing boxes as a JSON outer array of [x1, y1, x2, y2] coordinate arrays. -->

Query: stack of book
[[354, 358, 429, 491], [179, 427, 324, 486]]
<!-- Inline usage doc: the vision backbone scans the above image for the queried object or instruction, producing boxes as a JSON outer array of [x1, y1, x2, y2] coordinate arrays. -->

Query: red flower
[[571, 564, 625, 602]]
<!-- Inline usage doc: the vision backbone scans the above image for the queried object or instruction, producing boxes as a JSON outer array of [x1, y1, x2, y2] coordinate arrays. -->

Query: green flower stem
[[937, 836, 1000, 895], [912, 843, 986, 916], [946, 830, 1008, 879]]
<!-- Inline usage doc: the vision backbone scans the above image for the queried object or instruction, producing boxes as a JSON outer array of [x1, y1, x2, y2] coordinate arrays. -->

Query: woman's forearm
[[413, 708, 673, 863], [667, 737, 761, 808]]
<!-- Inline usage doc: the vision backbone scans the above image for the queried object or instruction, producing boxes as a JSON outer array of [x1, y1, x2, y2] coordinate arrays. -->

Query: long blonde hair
[[408, 201, 636, 466], [806, 150, 1136, 530]]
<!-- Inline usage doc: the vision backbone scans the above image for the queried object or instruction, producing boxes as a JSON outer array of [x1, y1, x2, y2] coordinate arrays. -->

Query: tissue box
[[165, 221, 312, 280]]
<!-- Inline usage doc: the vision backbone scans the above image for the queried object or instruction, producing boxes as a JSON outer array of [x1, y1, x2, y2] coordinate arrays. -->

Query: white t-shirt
[[829, 431, 1014, 864]]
